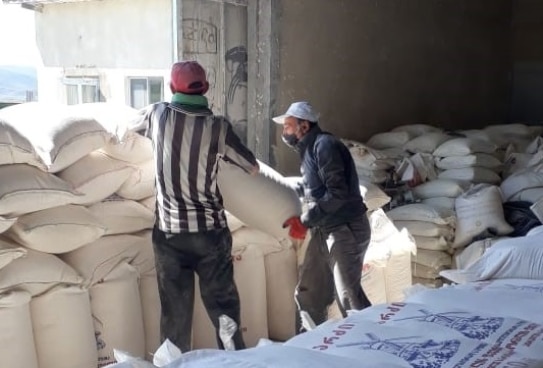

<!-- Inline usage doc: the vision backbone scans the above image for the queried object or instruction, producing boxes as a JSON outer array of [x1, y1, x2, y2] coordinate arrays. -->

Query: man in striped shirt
[[140, 61, 258, 352]]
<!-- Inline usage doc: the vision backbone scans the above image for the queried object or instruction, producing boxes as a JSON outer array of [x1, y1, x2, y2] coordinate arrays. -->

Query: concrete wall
[[510, 0, 543, 122], [273, 0, 512, 175], [35, 0, 173, 69]]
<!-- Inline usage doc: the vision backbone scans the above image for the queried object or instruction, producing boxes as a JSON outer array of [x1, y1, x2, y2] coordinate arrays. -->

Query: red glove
[[283, 216, 308, 240]]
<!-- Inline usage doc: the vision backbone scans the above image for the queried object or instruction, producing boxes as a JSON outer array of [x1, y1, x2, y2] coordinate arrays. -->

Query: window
[[63, 77, 100, 105], [128, 77, 164, 109]]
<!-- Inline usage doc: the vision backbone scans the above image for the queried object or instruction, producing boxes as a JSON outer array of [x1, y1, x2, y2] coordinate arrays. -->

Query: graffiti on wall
[[225, 45, 248, 142], [182, 19, 218, 54]]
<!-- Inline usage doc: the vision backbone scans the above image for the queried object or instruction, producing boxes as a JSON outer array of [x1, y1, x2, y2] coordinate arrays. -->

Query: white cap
[[272, 101, 320, 124]]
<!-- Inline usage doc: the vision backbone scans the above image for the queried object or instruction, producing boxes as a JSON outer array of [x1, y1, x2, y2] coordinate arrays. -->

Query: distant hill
[[0, 65, 37, 103]]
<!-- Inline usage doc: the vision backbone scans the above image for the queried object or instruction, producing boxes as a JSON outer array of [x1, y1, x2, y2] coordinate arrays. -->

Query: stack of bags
[[386, 203, 456, 288], [0, 101, 157, 368], [432, 137, 502, 185], [342, 139, 403, 185]]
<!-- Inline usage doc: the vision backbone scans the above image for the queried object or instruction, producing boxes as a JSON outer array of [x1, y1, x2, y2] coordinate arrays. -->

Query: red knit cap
[[170, 61, 209, 95]]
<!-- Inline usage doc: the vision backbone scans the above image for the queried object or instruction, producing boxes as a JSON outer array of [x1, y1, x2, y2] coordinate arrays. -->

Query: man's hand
[[282, 216, 308, 240]]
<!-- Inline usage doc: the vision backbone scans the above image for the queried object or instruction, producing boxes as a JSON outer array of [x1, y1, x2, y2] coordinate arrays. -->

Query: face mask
[[281, 133, 299, 148]]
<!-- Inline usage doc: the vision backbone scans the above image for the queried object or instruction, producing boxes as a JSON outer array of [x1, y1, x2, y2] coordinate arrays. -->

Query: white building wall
[[34, 0, 173, 104], [37, 67, 170, 105]]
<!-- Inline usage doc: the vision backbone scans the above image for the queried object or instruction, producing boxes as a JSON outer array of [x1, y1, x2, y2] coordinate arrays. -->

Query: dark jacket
[[296, 125, 367, 228]]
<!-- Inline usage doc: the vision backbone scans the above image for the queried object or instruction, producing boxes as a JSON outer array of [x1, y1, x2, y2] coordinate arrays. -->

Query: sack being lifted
[[217, 160, 301, 241]]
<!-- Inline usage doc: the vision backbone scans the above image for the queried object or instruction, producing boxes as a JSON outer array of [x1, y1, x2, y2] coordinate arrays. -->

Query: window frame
[[126, 76, 164, 109]]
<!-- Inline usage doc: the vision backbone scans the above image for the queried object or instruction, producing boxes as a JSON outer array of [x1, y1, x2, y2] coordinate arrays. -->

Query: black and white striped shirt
[[142, 102, 257, 233]]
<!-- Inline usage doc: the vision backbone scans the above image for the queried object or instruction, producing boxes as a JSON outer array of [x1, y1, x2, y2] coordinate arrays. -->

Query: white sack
[[0, 247, 82, 296], [346, 143, 395, 171], [139, 196, 156, 212], [435, 153, 502, 170], [0, 102, 115, 172], [391, 123, 442, 136], [0, 111, 43, 168], [438, 167, 501, 184], [442, 233, 543, 284], [407, 278, 543, 325], [433, 137, 497, 157], [386, 203, 455, 226], [403, 132, 452, 154], [0, 164, 81, 217], [411, 276, 445, 288], [217, 160, 301, 241], [158, 345, 368, 368], [353, 300, 543, 360], [412, 248, 452, 270], [116, 159, 155, 200], [225, 211, 245, 233], [413, 235, 450, 251], [139, 272, 161, 359], [233, 227, 298, 342], [420, 197, 457, 211], [411, 178, 467, 199], [411, 262, 443, 279], [60, 234, 150, 286], [453, 184, 513, 248], [58, 151, 135, 205], [0, 215, 16, 234], [0, 291, 39, 368], [88, 199, 154, 235], [359, 180, 391, 211], [91, 262, 146, 367], [5, 204, 106, 254], [509, 187, 543, 203], [366, 131, 412, 150], [355, 166, 389, 184], [393, 220, 454, 240], [31, 286, 97, 368], [193, 242, 268, 349], [133, 231, 161, 358], [500, 163, 543, 201], [100, 131, 153, 164], [368, 209, 415, 303], [286, 307, 541, 367], [453, 238, 498, 270], [0, 238, 26, 270]]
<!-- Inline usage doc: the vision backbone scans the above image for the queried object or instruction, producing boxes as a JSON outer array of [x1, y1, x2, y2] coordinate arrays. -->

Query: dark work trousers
[[295, 215, 372, 330], [152, 226, 246, 352]]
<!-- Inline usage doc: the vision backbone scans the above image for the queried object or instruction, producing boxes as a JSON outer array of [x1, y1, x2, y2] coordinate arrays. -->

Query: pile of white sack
[[358, 122, 543, 287]]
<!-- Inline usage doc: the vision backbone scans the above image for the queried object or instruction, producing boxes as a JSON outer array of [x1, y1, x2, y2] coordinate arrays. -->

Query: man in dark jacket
[[274, 101, 372, 331], [138, 61, 259, 352]]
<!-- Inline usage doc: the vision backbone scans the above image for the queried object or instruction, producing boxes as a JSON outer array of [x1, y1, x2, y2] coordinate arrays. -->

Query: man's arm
[[223, 120, 259, 175]]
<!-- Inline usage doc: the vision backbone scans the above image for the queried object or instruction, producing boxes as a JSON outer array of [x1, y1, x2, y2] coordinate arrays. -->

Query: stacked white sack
[[410, 178, 468, 212], [0, 102, 157, 368], [342, 139, 401, 184], [453, 184, 513, 249], [432, 137, 502, 185], [0, 238, 96, 368], [502, 135, 543, 179], [483, 123, 543, 156], [386, 203, 455, 288], [60, 234, 155, 366], [0, 240, 38, 368]]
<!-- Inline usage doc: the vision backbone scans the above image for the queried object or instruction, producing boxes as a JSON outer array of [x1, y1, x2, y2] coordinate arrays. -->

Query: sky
[[0, 2, 42, 66]]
